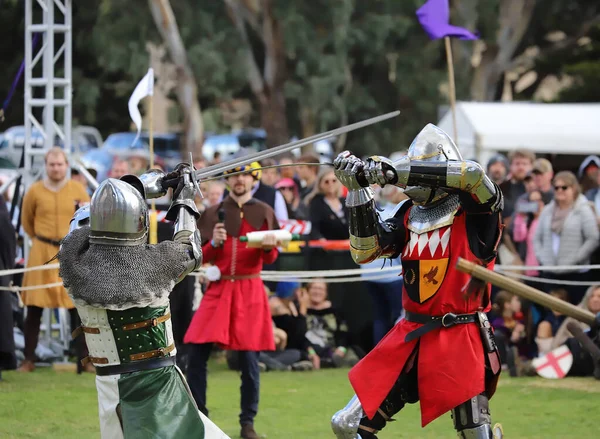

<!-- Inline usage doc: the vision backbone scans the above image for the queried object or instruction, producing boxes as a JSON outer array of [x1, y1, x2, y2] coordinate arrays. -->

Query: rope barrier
[[2, 262, 599, 291], [0, 263, 60, 277], [3, 262, 600, 278], [501, 272, 599, 287]]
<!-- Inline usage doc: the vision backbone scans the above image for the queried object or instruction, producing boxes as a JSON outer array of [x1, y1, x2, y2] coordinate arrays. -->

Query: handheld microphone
[[216, 208, 226, 247]]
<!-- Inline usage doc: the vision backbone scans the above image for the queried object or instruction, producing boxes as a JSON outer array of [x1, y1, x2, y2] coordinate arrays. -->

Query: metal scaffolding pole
[[24, 0, 73, 363]]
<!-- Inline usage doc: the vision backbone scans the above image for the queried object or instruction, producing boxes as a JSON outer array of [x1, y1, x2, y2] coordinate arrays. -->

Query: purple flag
[[416, 0, 479, 40]]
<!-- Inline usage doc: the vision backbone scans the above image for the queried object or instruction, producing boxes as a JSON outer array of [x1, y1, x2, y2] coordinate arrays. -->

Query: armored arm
[[334, 153, 408, 265], [167, 168, 203, 280], [367, 156, 503, 213]]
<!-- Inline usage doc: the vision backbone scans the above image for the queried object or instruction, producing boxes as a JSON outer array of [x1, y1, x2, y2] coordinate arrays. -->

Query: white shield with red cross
[[532, 345, 573, 379]]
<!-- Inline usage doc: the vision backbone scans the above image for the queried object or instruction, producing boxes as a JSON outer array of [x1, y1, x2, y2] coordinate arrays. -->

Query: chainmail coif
[[58, 226, 192, 310]]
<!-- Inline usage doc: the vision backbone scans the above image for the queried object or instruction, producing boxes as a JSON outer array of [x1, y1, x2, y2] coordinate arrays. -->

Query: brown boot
[[17, 360, 35, 373], [240, 423, 261, 439]]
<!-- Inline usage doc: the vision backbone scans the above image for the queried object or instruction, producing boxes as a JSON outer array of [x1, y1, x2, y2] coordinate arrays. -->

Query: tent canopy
[[437, 102, 600, 164]]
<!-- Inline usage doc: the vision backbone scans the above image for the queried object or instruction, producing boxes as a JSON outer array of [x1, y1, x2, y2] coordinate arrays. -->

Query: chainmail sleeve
[[59, 227, 193, 310]]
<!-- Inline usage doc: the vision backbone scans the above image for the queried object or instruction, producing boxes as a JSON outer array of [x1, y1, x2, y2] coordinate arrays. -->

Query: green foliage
[[0, 0, 596, 155]]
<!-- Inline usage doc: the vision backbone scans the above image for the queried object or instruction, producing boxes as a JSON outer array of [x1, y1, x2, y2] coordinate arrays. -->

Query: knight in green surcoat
[[59, 165, 229, 439]]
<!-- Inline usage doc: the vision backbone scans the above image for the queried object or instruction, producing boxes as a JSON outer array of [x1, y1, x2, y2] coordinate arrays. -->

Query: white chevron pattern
[[403, 226, 452, 258]]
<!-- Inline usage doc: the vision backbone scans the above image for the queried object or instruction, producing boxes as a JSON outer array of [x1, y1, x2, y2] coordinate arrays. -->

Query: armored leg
[[332, 355, 419, 439], [331, 395, 364, 439], [451, 393, 503, 439]]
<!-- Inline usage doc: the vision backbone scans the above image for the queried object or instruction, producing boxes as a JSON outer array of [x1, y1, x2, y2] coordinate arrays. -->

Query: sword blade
[[193, 110, 400, 181]]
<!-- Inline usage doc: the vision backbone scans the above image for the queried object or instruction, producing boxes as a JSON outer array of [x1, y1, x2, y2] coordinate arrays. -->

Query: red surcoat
[[349, 207, 497, 427], [184, 218, 277, 351]]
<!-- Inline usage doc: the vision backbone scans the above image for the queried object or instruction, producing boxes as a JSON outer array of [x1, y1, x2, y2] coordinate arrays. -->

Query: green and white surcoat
[[59, 227, 229, 439]]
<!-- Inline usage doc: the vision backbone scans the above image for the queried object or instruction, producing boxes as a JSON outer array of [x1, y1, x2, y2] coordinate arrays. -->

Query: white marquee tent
[[437, 102, 600, 166]]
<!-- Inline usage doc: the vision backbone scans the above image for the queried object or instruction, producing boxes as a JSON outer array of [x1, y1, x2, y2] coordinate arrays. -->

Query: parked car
[[0, 125, 103, 168], [101, 132, 182, 171], [202, 128, 267, 161]]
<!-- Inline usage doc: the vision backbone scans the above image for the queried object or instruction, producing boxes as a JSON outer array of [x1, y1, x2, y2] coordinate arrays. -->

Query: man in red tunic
[[330, 124, 505, 439], [184, 163, 280, 439]]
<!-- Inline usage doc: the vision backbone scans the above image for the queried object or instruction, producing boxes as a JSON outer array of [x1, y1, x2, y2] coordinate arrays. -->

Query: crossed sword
[[161, 110, 400, 194]]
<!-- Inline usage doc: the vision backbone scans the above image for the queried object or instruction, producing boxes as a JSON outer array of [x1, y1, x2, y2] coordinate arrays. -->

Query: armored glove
[[364, 155, 400, 187], [166, 165, 200, 221], [333, 151, 369, 190]]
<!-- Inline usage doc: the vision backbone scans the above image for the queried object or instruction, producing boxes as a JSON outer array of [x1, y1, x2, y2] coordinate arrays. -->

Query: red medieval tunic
[[184, 198, 277, 352], [349, 207, 499, 427]]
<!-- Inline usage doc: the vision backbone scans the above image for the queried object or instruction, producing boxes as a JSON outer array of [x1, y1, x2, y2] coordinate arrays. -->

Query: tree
[[149, 0, 204, 157], [223, 0, 289, 148]]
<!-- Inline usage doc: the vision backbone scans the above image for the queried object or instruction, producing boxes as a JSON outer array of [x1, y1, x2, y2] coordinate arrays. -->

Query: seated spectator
[[269, 281, 319, 370], [533, 171, 600, 303], [540, 285, 600, 378], [305, 281, 362, 368], [305, 169, 349, 240], [491, 291, 528, 376], [535, 288, 569, 356], [274, 178, 308, 220], [227, 322, 306, 372]]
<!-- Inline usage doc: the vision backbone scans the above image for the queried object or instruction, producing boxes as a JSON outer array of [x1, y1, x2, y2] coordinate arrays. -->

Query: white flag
[[128, 67, 154, 146]]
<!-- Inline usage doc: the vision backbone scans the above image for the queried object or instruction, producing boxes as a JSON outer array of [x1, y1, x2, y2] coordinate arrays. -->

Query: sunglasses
[[554, 185, 570, 191]]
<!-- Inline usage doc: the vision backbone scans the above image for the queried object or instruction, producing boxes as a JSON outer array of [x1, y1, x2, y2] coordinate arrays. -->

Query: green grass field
[[1, 361, 599, 439]]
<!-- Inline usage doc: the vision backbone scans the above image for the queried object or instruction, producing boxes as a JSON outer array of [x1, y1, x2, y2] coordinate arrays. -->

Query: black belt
[[36, 235, 62, 247], [404, 311, 478, 342], [95, 356, 176, 376]]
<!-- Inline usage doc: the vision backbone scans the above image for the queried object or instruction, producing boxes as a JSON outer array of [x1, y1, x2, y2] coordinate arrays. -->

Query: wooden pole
[[148, 92, 158, 244], [456, 258, 596, 325], [444, 37, 458, 144]]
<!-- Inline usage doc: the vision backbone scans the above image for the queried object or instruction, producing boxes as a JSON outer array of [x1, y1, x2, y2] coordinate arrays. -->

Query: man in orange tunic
[[185, 164, 280, 439], [18, 147, 90, 372]]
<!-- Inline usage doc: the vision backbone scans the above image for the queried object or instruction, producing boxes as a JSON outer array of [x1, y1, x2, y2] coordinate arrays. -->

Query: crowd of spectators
[[488, 151, 600, 376], [1, 146, 599, 380]]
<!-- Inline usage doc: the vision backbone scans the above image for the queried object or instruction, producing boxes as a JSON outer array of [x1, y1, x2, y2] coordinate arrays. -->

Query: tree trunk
[[149, 0, 204, 158], [470, 0, 537, 101], [224, 0, 289, 148]]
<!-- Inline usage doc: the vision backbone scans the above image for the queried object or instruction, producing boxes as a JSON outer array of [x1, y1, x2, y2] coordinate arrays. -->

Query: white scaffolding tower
[[23, 0, 73, 364], [24, 0, 72, 181]]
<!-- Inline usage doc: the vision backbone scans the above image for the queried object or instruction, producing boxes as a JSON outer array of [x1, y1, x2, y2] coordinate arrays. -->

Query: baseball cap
[[486, 154, 509, 171], [532, 158, 553, 175]]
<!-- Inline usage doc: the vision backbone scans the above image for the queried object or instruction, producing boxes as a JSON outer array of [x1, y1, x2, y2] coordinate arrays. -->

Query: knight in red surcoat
[[330, 124, 505, 439]]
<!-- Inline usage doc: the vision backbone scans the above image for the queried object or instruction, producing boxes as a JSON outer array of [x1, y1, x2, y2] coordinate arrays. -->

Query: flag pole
[[148, 77, 158, 244], [444, 36, 458, 144]]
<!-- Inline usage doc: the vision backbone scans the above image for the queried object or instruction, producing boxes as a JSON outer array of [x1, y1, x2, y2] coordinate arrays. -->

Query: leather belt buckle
[[441, 313, 457, 327], [151, 318, 158, 327], [157, 347, 166, 357]]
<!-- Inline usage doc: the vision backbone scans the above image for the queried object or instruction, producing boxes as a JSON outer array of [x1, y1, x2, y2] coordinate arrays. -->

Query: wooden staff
[[148, 89, 158, 244], [456, 258, 596, 326], [444, 36, 458, 143]]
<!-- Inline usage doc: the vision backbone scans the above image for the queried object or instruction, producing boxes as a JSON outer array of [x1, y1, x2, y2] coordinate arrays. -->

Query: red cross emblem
[[532, 345, 573, 379]]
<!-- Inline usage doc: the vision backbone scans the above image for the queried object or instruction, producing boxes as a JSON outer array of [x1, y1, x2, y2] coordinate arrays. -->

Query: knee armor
[[331, 395, 364, 439], [451, 393, 503, 439]]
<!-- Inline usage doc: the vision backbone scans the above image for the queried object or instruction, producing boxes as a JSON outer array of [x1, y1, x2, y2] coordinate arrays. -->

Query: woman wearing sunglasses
[[533, 171, 599, 304]]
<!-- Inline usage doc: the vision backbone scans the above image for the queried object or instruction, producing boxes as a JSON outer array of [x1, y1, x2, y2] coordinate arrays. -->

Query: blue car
[[101, 132, 183, 170]]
